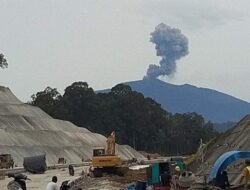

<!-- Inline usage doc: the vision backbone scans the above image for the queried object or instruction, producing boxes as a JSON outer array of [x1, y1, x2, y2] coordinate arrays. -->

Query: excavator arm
[[106, 131, 116, 155]]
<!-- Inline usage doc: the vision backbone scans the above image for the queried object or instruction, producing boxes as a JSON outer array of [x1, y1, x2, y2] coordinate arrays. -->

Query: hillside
[[0, 86, 144, 166], [122, 79, 250, 123], [196, 115, 250, 183]]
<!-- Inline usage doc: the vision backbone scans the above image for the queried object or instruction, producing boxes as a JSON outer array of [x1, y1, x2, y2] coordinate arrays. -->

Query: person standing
[[216, 171, 230, 189], [160, 171, 172, 190], [239, 159, 250, 189], [68, 165, 74, 176], [45, 176, 59, 190]]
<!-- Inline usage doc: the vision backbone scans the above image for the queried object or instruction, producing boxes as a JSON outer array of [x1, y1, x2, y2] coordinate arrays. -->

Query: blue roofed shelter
[[208, 151, 250, 182]]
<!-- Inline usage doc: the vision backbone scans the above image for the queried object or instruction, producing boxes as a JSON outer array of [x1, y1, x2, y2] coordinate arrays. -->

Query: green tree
[[62, 81, 96, 128], [30, 82, 218, 155], [31, 87, 62, 117], [0, 53, 8, 68], [111, 83, 132, 96]]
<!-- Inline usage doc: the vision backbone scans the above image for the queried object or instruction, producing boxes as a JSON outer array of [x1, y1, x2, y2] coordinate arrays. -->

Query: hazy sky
[[0, 0, 250, 102]]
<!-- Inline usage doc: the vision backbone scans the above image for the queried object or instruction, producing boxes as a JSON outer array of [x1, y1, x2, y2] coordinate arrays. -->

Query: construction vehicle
[[0, 154, 14, 169], [92, 131, 126, 177]]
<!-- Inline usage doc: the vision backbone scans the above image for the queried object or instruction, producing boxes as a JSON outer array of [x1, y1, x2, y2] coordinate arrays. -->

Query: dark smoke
[[145, 23, 189, 79]]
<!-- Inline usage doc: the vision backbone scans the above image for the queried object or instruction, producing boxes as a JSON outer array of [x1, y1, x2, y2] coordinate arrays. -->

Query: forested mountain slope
[[125, 79, 250, 123]]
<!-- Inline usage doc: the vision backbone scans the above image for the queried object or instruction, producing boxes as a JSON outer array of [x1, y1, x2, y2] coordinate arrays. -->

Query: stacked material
[[0, 86, 144, 166]]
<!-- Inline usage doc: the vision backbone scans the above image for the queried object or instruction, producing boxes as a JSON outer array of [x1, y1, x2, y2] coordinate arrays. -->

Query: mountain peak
[[124, 79, 250, 123]]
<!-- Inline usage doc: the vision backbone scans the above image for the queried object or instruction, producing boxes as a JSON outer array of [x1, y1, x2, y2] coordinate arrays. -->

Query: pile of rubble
[[77, 167, 147, 190]]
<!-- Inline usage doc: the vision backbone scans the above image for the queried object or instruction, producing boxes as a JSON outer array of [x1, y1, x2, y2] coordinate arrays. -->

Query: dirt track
[[0, 166, 85, 190], [0, 165, 148, 190]]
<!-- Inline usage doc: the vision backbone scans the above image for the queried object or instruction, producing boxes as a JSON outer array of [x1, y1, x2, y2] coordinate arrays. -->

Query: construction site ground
[[0, 165, 148, 190], [80, 166, 147, 190], [0, 166, 84, 190]]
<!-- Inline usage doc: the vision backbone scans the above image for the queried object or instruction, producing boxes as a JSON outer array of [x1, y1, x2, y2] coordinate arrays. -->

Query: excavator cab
[[93, 148, 105, 156]]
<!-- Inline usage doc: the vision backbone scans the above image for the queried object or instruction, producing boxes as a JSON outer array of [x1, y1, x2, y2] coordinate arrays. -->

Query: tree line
[[30, 81, 218, 155], [0, 53, 8, 69]]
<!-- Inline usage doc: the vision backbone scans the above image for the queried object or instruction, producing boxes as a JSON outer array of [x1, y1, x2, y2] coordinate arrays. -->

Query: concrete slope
[[0, 87, 144, 166], [197, 115, 250, 183], [0, 87, 22, 104]]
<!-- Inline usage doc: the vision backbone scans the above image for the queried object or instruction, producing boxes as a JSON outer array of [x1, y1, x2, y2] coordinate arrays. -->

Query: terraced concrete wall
[[0, 87, 144, 166], [197, 115, 250, 183]]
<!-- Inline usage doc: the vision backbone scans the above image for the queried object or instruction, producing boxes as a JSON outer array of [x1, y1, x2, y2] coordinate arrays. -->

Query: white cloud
[[0, 0, 250, 102]]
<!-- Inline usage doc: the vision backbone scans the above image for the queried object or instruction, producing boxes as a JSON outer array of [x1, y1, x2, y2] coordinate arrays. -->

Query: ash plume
[[145, 23, 189, 79]]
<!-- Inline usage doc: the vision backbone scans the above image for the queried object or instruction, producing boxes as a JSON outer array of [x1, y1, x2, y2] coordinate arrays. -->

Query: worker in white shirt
[[45, 176, 59, 190]]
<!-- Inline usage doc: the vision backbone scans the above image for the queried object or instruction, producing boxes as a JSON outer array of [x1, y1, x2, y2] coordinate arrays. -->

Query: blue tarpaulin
[[208, 151, 250, 182], [23, 154, 47, 174]]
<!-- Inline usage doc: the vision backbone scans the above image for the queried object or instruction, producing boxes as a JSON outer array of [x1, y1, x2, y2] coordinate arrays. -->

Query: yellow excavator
[[92, 131, 126, 177]]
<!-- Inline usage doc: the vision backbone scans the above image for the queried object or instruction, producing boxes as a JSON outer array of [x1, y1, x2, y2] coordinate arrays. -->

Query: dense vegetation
[[0, 53, 8, 68], [30, 81, 218, 155]]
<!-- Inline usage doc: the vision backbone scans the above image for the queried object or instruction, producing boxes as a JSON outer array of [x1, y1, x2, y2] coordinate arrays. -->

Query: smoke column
[[145, 23, 189, 79]]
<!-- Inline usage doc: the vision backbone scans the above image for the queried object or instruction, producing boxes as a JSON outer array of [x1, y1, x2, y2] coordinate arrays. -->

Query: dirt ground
[[0, 166, 148, 190], [79, 166, 148, 190], [79, 178, 125, 190], [0, 166, 85, 190], [109, 167, 147, 184]]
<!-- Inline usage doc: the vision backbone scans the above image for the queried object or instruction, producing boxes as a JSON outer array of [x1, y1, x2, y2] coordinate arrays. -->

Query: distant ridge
[[127, 79, 250, 122], [98, 79, 250, 123]]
